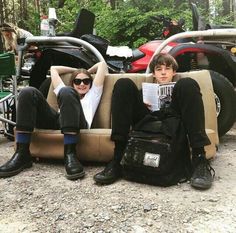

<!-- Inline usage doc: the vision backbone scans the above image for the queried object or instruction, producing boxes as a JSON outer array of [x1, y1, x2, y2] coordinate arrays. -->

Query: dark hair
[[149, 54, 178, 73], [70, 68, 93, 87]]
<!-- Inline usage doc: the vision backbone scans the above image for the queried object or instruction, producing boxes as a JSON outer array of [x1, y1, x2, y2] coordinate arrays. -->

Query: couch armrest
[[177, 70, 219, 145]]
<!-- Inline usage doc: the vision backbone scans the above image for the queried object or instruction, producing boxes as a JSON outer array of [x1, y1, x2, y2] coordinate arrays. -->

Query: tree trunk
[[0, 0, 4, 24], [191, 0, 208, 11], [35, 0, 40, 16], [3, 0, 7, 22], [223, 0, 230, 16], [232, 0, 236, 22], [110, 0, 116, 9], [174, 0, 182, 8]]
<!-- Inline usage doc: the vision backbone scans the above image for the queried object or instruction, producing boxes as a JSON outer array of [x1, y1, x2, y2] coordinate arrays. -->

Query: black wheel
[[210, 71, 236, 137]]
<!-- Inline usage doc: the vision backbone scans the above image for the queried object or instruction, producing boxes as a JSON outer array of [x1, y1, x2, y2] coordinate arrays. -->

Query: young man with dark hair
[[94, 54, 215, 190]]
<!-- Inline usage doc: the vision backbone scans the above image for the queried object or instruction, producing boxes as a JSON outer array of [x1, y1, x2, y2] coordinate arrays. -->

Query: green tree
[[94, 0, 191, 47], [0, 0, 235, 46]]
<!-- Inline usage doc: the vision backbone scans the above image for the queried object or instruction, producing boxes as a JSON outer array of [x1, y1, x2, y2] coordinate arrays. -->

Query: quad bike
[[19, 6, 236, 137]]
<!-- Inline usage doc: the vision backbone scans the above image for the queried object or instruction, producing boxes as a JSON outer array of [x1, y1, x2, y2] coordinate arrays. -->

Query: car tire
[[210, 70, 236, 137]]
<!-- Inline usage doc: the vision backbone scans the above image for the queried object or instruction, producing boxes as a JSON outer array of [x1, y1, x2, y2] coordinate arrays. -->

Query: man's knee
[[175, 78, 200, 95], [58, 86, 74, 96], [114, 78, 137, 94], [18, 86, 38, 101], [57, 86, 77, 102]]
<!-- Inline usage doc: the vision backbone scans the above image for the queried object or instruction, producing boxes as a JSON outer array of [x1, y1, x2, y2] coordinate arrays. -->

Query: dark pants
[[16, 86, 87, 133], [111, 78, 210, 149]]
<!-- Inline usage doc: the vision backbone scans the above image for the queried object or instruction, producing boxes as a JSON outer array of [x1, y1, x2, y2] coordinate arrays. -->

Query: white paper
[[142, 82, 176, 111], [142, 83, 160, 111]]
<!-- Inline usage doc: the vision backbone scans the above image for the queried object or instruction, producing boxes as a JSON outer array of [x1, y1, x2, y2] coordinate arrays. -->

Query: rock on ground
[[0, 124, 235, 233]]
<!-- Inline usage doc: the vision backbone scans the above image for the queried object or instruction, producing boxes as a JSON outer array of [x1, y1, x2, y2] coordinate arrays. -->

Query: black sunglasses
[[73, 78, 92, 85]]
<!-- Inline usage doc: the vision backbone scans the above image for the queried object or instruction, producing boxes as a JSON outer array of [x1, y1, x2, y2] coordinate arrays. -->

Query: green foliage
[[25, 12, 41, 35], [94, 0, 193, 47], [6, 0, 234, 47], [56, 0, 80, 33], [55, 0, 107, 34], [207, 0, 236, 27], [20, 3, 41, 35]]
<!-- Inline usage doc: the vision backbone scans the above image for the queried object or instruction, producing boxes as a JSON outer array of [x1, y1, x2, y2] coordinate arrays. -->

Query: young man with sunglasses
[[0, 61, 108, 180]]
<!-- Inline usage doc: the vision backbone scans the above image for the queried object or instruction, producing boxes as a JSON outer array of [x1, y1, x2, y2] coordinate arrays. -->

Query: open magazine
[[142, 82, 176, 112]]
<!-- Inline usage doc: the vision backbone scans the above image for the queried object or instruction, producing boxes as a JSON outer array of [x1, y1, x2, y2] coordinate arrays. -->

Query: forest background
[[0, 0, 236, 48]]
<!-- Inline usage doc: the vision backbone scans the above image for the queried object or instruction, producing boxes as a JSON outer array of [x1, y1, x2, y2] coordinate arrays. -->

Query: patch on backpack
[[143, 153, 160, 167]]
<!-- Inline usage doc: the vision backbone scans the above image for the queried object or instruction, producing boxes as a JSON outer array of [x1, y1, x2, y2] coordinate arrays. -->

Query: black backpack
[[121, 114, 192, 187]]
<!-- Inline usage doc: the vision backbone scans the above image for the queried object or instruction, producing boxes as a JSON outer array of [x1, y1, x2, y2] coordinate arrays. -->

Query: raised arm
[[50, 66, 78, 89], [88, 61, 108, 87], [50, 62, 108, 89]]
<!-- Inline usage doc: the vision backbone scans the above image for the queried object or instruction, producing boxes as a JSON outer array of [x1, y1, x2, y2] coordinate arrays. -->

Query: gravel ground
[[0, 124, 235, 233]]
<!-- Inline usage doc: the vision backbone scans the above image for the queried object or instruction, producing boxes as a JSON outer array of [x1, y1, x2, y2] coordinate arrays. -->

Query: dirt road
[[0, 124, 235, 233]]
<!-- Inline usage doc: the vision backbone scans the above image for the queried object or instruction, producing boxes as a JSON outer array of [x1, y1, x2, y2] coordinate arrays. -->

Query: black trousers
[[111, 78, 210, 149], [16, 86, 87, 133]]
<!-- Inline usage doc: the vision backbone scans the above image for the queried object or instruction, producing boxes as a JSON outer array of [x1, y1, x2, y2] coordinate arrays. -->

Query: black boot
[[93, 160, 122, 185], [64, 144, 85, 180], [94, 141, 125, 185], [190, 154, 215, 190], [0, 143, 32, 178]]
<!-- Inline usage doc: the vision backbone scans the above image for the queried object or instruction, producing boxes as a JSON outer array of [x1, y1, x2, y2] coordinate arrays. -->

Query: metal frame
[[0, 94, 15, 123], [0, 53, 17, 137], [145, 28, 236, 73], [17, 36, 105, 80]]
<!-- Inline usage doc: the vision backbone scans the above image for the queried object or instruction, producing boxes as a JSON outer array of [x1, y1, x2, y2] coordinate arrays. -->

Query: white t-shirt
[[54, 84, 103, 128], [18, 28, 33, 38]]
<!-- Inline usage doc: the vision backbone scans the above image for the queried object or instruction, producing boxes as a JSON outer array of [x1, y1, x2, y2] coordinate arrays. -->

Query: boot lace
[[194, 156, 215, 179], [102, 160, 121, 174]]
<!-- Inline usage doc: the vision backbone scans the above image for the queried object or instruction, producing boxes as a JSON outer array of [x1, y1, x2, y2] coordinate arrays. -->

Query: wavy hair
[[0, 23, 18, 53]]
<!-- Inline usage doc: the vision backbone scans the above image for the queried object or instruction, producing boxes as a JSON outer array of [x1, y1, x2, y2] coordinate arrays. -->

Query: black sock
[[114, 141, 127, 162]]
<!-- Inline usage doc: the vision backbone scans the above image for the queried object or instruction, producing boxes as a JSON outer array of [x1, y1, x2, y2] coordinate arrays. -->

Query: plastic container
[[40, 15, 49, 36]]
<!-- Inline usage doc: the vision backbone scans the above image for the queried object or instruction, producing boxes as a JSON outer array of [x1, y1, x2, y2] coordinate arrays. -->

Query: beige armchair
[[24, 70, 218, 161]]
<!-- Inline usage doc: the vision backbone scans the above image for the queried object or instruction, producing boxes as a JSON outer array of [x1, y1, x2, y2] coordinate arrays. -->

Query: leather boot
[[0, 143, 32, 178], [190, 154, 215, 190], [64, 144, 85, 180], [93, 142, 124, 185], [93, 160, 122, 185]]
